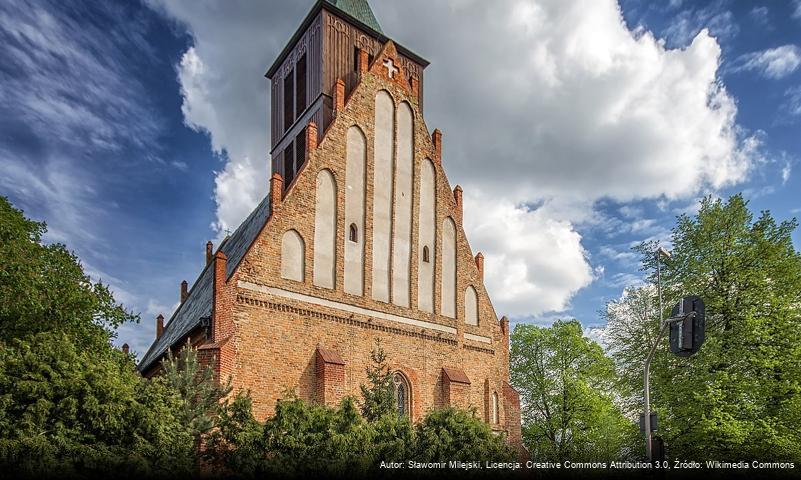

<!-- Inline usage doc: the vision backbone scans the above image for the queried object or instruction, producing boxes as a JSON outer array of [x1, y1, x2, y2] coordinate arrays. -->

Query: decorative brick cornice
[[237, 294, 459, 346]]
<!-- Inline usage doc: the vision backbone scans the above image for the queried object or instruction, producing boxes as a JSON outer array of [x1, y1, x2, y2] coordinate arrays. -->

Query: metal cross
[[382, 58, 399, 79]]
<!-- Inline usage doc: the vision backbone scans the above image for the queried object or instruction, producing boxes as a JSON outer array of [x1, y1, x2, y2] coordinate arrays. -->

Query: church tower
[[266, 0, 428, 191], [139, 0, 524, 456]]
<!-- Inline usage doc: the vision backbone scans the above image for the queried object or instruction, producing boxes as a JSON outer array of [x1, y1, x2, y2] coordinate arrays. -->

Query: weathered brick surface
[[194, 39, 522, 449], [315, 347, 346, 406], [220, 39, 521, 449]]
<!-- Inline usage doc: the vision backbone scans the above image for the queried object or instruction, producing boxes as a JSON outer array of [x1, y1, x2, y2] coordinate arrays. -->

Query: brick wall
[[222, 39, 521, 449]]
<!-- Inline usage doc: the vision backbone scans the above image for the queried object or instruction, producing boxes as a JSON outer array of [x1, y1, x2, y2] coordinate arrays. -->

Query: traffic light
[[669, 296, 705, 357]]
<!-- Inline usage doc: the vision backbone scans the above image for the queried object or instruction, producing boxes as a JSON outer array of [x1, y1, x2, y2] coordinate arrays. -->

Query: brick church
[[139, 0, 523, 453]]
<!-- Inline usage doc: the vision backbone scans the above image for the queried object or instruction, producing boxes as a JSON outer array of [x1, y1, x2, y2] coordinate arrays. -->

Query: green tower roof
[[325, 0, 383, 34]]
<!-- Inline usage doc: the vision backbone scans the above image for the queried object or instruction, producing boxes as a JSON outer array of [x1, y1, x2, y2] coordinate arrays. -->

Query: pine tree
[[161, 342, 232, 446], [359, 339, 396, 421]]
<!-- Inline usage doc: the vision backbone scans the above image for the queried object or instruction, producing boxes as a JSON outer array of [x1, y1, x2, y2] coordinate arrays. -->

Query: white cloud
[[464, 193, 593, 316], [151, 0, 758, 318], [663, 5, 739, 47], [794, 0, 801, 20], [785, 86, 801, 118], [782, 162, 792, 185], [584, 325, 609, 350], [148, 0, 310, 234], [733, 45, 801, 79]]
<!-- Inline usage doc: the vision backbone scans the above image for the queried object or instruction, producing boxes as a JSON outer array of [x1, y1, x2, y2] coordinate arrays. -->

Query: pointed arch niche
[[371, 90, 395, 302], [313, 169, 337, 289], [464, 285, 478, 326], [441, 217, 457, 318], [281, 230, 305, 282], [344, 125, 366, 295], [417, 158, 436, 313]]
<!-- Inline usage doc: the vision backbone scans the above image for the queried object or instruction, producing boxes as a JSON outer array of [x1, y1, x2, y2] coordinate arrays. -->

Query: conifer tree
[[161, 342, 232, 446], [359, 339, 396, 421]]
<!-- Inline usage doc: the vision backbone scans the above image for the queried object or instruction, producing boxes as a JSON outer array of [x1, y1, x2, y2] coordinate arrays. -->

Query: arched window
[[393, 372, 411, 418], [492, 391, 499, 424], [422, 245, 430, 263], [349, 223, 358, 243]]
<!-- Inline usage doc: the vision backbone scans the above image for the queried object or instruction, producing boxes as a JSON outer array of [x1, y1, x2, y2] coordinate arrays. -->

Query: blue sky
[[1, 0, 799, 357]]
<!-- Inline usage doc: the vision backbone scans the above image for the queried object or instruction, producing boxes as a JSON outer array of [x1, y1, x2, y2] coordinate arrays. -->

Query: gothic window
[[349, 223, 358, 243], [422, 245, 430, 263], [393, 372, 410, 418], [492, 391, 499, 424]]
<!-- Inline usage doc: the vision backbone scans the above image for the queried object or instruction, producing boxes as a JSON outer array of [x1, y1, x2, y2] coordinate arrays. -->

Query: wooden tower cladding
[[266, 1, 428, 190]]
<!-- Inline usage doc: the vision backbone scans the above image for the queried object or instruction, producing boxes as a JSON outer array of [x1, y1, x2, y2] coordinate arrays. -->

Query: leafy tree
[[0, 197, 136, 349], [262, 396, 373, 478], [0, 197, 198, 477], [0, 332, 195, 478], [608, 194, 801, 460], [359, 339, 396, 421], [414, 407, 516, 463], [511, 319, 636, 461], [601, 286, 664, 416], [161, 342, 232, 447], [203, 393, 265, 476]]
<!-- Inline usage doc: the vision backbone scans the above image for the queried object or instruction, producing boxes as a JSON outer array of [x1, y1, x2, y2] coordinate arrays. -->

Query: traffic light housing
[[669, 295, 705, 357]]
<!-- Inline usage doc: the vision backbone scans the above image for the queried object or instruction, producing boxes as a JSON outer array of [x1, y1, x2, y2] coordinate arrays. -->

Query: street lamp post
[[644, 246, 671, 462]]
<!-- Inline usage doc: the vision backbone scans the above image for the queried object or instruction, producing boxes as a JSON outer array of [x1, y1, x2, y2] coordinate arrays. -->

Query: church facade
[[139, 0, 523, 453]]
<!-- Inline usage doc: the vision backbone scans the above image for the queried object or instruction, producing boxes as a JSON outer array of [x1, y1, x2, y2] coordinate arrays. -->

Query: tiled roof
[[137, 194, 272, 373], [325, 0, 383, 34]]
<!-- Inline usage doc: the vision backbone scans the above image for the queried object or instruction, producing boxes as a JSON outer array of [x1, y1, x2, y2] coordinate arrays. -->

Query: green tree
[[161, 342, 232, 447], [203, 393, 265, 476], [414, 407, 516, 463], [0, 332, 195, 477], [262, 396, 373, 478], [601, 286, 663, 417], [359, 339, 396, 421], [0, 197, 136, 349], [608, 194, 801, 460], [511, 319, 636, 461], [0, 197, 197, 477]]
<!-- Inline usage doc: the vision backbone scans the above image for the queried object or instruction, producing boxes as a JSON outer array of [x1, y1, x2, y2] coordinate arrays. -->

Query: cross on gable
[[382, 58, 399, 79]]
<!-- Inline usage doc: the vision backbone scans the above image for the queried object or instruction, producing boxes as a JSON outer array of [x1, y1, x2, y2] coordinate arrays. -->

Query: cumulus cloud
[[151, 0, 757, 318], [149, 0, 310, 234], [464, 193, 593, 316], [732, 45, 801, 79]]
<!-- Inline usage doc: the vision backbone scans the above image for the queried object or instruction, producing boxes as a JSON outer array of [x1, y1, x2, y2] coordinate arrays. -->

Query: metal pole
[[644, 249, 666, 463]]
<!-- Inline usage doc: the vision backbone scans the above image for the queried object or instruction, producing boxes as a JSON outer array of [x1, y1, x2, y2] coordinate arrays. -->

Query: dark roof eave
[[265, 0, 429, 80]]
